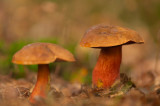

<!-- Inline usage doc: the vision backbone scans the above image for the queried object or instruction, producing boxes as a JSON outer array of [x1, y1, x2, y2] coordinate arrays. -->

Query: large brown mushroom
[[80, 25, 144, 88], [12, 42, 75, 103]]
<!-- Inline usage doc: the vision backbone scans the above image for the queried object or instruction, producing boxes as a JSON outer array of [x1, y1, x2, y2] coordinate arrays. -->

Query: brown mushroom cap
[[46, 43, 75, 62], [12, 43, 75, 65], [80, 25, 144, 48]]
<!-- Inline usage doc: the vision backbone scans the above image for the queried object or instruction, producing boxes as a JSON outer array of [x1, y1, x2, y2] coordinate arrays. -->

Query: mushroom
[[12, 42, 75, 103], [80, 25, 144, 88]]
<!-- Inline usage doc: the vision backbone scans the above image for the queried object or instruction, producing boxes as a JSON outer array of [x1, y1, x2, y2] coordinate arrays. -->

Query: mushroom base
[[92, 46, 122, 88], [29, 64, 50, 103]]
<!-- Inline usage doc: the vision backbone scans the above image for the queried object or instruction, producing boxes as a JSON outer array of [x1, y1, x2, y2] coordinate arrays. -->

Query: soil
[[0, 73, 160, 106]]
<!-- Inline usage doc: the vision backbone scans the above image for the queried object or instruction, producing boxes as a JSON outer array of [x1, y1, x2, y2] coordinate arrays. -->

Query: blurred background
[[0, 0, 160, 87]]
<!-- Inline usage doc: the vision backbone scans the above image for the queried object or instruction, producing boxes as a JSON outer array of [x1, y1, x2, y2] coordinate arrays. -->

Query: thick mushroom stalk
[[29, 64, 50, 103], [80, 25, 144, 88], [92, 46, 122, 88]]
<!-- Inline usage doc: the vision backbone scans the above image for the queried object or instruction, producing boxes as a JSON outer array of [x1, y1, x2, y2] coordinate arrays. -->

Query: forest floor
[[0, 72, 160, 106]]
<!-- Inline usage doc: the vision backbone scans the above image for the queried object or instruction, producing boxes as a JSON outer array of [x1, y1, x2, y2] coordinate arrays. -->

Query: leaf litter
[[0, 72, 160, 106]]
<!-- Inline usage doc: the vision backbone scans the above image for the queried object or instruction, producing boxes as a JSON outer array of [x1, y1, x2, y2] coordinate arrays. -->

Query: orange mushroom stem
[[92, 46, 122, 88], [29, 64, 50, 103]]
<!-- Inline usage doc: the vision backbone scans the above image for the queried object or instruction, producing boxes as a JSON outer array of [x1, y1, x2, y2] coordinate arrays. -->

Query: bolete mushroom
[[80, 25, 144, 88], [12, 42, 75, 103]]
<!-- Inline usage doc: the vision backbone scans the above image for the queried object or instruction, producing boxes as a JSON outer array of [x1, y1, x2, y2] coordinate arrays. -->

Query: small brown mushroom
[[12, 42, 75, 103], [80, 25, 144, 88]]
